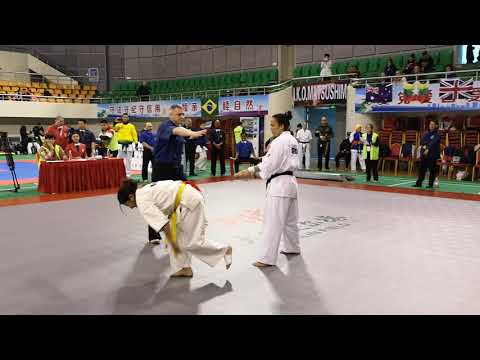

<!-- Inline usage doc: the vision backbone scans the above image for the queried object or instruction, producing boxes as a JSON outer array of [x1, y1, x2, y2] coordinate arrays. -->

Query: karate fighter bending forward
[[118, 178, 233, 277], [235, 111, 301, 267]]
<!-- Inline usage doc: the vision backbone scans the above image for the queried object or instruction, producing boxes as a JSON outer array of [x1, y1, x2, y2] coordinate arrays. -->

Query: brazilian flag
[[201, 96, 219, 118]]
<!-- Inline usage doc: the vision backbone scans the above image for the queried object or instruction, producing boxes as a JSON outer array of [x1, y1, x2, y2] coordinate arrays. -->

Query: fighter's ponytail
[[272, 111, 293, 131], [117, 178, 138, 205]]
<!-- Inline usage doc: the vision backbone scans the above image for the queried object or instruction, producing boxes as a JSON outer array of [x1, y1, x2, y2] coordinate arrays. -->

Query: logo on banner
[[398, 81, 432, 104], [202, 99, 218, 115]]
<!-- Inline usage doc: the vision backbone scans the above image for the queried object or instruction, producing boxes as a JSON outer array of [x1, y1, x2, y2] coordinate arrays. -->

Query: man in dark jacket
[[209, 119, 226, 176], [315, 116, 334, 170], [184, 118, 198, 176], [139, 122, 155, 182], [136, 81, 151, 101], [335, 132, 351, 170], [413, 120, 441, 189]]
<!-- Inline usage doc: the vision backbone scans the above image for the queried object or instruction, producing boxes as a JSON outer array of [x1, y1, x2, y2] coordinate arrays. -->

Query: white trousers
[[298, 143, 310, 170], [258, 196, 300, 265], [168, 204, 229, 273], [27, 142, 40, 154], [195, 147, 208, 172], [118, 145, 134, 173], [350, 150, 366, 171]]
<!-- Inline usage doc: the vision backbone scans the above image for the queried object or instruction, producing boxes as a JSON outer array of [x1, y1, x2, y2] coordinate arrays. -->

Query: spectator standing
[[444, 64, 456, 78], [466, 45, 475, 64], [350, 124, 366, 172], [413, 120, 441, 189], [115, 113, 138, 174], [20, 125, 29, 154], [233, 120, 245, 145], [420, 51, 434, 73], [404, 53, 417, 75], [315, 116, 334, 170], [384, 57, 397, 77], [184, 118, 198, 177], [76, 119, 96, 157], [233, 132, 260, 172], [47, 116, 70, 151], [362, 124, 380, 182], [136, 81, 151, 101], [97, 119, 119, 157], [335, 132, 351, 170], [209, 119, 226, 176], [296, 122, 313, 170], [66, 132, 87, 159], [320, 53, 332, 78], [139, 122, 155, 182]]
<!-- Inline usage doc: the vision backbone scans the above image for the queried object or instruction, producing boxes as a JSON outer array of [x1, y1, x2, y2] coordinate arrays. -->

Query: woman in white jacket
[[118, 178, 232, 277], [320, 53, 332, 78], [235, 111, 300, 267]]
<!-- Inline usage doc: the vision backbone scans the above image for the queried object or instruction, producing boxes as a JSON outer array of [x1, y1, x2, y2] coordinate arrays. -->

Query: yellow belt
[[168, 182, 187, 256]]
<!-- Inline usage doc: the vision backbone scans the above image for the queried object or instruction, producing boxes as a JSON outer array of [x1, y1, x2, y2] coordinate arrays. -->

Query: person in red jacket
[[47, 115, 70, 151], [65, 132, 87, 159]]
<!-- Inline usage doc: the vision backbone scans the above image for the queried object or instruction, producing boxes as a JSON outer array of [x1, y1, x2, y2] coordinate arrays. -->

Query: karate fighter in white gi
[[235, 111, 300, 267], [296, 122, 312, 170], [118, 178, 233, 278]]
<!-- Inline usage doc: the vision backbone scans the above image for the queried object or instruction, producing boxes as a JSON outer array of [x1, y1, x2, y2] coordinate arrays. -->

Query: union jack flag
[[439, 78, 474, 102]]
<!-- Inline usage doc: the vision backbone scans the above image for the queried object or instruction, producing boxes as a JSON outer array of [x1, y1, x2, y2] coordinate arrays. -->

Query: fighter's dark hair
[[117, 178, 138, 205], [272, 111, 292, 131], [77, 119, 87, 124]]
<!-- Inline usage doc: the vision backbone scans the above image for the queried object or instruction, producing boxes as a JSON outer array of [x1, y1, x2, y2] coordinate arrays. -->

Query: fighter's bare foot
[[225, 246, 233, 270], [252, 261, 274, 268], [171, 267, 193, 278]]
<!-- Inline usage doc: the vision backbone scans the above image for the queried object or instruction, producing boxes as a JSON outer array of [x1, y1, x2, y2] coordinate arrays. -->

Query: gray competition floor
[[1, 180, 480, 314]]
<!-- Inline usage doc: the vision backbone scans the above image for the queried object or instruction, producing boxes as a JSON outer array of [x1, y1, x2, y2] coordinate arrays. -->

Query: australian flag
[[365, 84, 392, 104]]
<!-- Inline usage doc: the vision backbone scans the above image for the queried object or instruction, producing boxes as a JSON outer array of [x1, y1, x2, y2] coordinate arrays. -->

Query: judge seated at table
[[65, 132, 88, 160], [38, 134, 68, 162], [233, 132, 260, 172]]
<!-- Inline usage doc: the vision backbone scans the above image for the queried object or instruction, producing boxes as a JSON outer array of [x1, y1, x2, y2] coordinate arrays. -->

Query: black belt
[[299, 141, 310, 144], [266, 171, 293, 188]]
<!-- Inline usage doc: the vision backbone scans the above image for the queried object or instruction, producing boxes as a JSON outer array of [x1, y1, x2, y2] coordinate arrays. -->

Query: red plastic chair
[[382, 143, 402, 176]]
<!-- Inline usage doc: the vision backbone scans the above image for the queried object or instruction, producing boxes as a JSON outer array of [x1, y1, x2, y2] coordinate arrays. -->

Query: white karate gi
[[255, 131, 300, 265], [135, 180, 229, 273], [349, 132, 366, 172], [296, 128, 312, 170], [28, 142, 40, 154], [195, 145, 208, 172]]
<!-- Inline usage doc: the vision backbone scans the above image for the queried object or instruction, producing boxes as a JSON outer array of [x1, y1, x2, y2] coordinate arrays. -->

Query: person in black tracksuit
[[413, 120, 441, 189], [209, 119, 226, 176], [314, 116, 334, 170], [335, 133, 351, 170], [139, 122, 155, 182], [184, 118, 198, 177]]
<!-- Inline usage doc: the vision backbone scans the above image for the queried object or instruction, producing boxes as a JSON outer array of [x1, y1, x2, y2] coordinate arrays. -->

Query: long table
[[38, 158, 126, 194]]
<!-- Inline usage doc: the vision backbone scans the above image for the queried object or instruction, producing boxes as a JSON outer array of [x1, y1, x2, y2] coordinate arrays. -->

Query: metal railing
[[0, 93, 94, 103], [349, 68, 480, 87], [99, 72, 357, 103], [0, 70, 89, 87]]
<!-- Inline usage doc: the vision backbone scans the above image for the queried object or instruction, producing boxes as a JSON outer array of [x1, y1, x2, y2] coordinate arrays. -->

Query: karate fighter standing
[[235, 111, 300, 267], [295, 122, 312, 170], [118, 179, 233, 278]]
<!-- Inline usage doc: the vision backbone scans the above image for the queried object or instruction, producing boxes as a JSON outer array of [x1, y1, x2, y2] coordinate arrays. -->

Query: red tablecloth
[[38, 158, 126, 194]]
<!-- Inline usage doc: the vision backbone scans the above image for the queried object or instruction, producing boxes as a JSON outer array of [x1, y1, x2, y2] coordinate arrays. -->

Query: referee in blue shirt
[[146, 104, 206, 243]]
